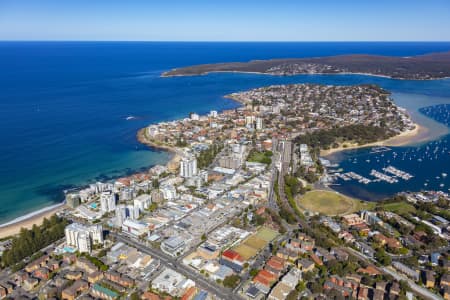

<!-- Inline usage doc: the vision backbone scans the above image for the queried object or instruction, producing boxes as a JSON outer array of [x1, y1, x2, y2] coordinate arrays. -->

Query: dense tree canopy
[[1, 215, 68, 267], [197, 143, 223, 169], [295, 124, 392, 151]]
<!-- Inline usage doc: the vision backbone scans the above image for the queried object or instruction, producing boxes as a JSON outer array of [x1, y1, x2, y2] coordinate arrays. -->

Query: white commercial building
[[65, 223, 103, 253], [161, 236, 186, 257], [152, 268, 195, 296], [122, 219, 148, 237]]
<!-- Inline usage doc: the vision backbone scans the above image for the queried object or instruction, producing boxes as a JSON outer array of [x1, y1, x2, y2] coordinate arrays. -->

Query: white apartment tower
[[127, 204, 139, 220], [115, 204, 127, 227], [100, 191, 116, 213], [190, 113, 200, 120], [65, 223, 103, 253], [179, 156, 198, 178], [209, 110, 218, 118], [134, 194, 151, 215], [245, 115, 255, 127], [256, 117, 263, 130], [77, 232, 91, 253]]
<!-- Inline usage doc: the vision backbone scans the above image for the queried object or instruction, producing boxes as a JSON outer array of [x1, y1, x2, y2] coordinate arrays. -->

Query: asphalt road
[[112, 233, 242, 300]]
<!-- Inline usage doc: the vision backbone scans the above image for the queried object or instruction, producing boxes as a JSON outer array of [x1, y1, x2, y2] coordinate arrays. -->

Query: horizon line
[[1, 40, 450, 43]]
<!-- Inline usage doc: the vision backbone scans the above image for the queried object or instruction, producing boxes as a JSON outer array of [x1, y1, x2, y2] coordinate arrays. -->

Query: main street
[[111, 233, 243, 300]]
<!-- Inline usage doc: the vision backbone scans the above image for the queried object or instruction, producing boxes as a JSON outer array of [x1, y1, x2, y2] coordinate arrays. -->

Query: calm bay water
[[1, 42, 450, 223]]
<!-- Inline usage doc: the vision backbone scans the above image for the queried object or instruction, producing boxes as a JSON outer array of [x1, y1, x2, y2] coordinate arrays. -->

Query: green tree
[[223, 274, 240, 288], [249, 269, 259, 278], [152, 179, 160, 188], [375, 249, 392, 266], [130, 292, 140, 300], [296, 281, 306, 292], [1, 215, 68, 267], [286, 290, 299, 300]]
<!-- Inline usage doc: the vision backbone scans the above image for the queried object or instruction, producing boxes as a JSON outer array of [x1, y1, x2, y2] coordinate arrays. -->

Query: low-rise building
[[62, 280, 89, 300], [90, 283, 119, 300], [220, 249, 245, 273], [392, 261, 419, 281], [122, 219, 148, 236], [297, 259, 315, 272], [152, 269, 195, 296], [161, 236, 186, 257]]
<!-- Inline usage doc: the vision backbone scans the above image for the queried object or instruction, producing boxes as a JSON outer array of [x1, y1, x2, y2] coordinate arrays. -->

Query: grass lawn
[[233, 227, 277, 260], [255, 227, 278, 242], [382, 202, 416, 214], [245, 236, 267, 249], [233, 244, 258, 260], [248, 152, 265, 161], [247, 150, 272, 164], [297, 190, 375, 216]]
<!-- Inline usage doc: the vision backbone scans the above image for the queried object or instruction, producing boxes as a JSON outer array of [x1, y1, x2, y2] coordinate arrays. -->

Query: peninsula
[[163, 51, 450, 80], [1, 83, 449, 300]]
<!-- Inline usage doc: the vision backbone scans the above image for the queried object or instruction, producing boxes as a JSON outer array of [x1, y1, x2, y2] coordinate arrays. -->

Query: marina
[[370, 169, 398, 184], [344, 172, 372, 184], [325, 103, 450, 200], [369, 146, 392, 154], [382, 165, 414, 180], [330, 165, 413, 186]]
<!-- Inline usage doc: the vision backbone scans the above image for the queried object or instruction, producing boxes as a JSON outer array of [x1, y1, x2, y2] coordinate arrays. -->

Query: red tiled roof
[[310, 254, 323, 266], [181, 287, 198, 300], [357, 265, 381, 276], [256, 207, 266, 215], [141, 292, 161, 300], [257, 269, 277, 282], [222, 250, 242, 261], [266, 257, 284, 271], [253, 274, 271, 287]]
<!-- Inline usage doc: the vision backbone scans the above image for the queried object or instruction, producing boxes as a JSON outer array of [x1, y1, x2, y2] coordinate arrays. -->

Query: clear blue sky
[[1, 0, 449, 41]]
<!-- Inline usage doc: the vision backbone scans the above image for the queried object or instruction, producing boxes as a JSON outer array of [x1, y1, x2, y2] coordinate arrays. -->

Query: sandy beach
[[320, 123, 427, 157], [0, 128, 178, 240], [0, 205, 64, 239]]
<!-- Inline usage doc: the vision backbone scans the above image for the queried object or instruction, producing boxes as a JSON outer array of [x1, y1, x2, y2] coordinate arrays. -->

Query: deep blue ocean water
[[1, 42, 450, 223]]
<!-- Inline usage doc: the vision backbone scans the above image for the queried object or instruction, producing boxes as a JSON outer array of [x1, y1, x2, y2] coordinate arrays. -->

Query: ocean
[[1, 42, 450, 224]]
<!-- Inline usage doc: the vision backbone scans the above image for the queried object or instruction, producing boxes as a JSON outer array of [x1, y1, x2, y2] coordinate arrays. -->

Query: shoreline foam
[[0, 203, 65, 239]]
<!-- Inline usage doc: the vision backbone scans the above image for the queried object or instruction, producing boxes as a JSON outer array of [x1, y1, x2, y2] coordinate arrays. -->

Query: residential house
[[90, 283, 119, 300], [423, 271, 435, 288], [62, 280, 89, 300], [297, 259, 315, 272]]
